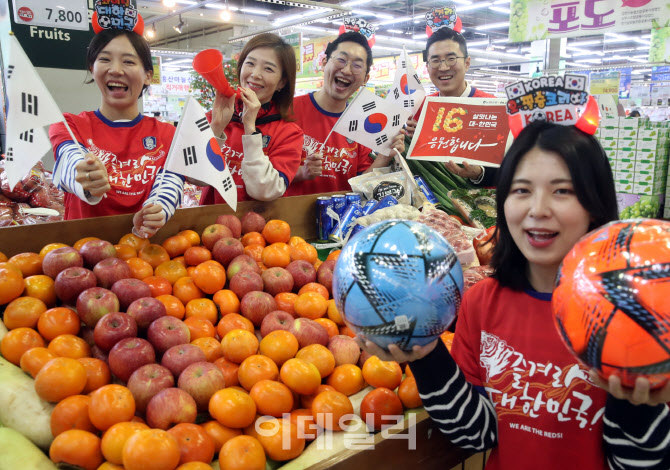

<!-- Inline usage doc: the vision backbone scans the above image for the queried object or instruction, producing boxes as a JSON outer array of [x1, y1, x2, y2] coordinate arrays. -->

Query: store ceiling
[[138, 0, 655, 90]]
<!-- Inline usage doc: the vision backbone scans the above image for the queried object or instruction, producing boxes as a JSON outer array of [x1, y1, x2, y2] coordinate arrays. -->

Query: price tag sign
[[13, 0, 89, 31]]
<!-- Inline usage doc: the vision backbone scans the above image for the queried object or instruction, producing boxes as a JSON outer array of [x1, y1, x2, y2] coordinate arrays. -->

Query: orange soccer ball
[[553, 219, 670, 389]]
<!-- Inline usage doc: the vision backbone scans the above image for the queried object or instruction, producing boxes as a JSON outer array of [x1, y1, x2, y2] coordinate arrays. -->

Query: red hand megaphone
[[193, 49, 239, 98]]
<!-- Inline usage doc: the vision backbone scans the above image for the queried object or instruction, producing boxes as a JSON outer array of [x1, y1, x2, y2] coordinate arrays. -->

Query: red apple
[[261, 267, 294, 296], [161, 343, 207, 378], [358, 349, 373, 369], [91, 344, 109, 362], [226, 254, 261, 279], [229, 271, 263, 300], [111, 278, 153, 312], [54, 266, 97, 305], [286, 260, 316, 292], [317, 260, 336, 296], [328, 335, 361, 366], [79, 239, 117, 268], [146, 387, 197, 429], [202, 224, 233, 251], [76, 287, 120, 328], [127, 297, 167, 330], [260, 310, 295, 337], [240, 212, 266, 235], [240, 291, 278, 327], [212, 238, 245, 268], [127, 363, 175, 413], [108, 337, 156, 383], [42, 247, 83, 279], [93, 311, 138, 352], [93, 257, 132, 289], [289, 318, 329, 349], [147, 316, 191, 355], [215, 214, 242, 239], [79, 325, 96, 347], [177, 361, 226, 412]]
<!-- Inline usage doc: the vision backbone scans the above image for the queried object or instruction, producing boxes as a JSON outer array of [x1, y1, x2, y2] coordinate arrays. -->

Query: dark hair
[[325, 31, 373, 74], [237, 33, 297, 121], [491, 121, 619, 290], [86, 29, 153, 98], [629, 110, 641, 117], [424, 28, 468, 61]]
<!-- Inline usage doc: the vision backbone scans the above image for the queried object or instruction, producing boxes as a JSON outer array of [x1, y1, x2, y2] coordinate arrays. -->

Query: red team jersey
[[49, 111, 175, 220], [284, 93, 374, 196], [200, 102, 303, 204], [451, 278, 608, 470]]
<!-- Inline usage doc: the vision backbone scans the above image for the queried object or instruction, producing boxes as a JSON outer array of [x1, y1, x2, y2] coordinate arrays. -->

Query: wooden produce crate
[[0, 192, 474, 469]]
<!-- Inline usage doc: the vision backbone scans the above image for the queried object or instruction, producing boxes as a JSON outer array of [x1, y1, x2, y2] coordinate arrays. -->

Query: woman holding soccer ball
[[358, 120, 670, 469]]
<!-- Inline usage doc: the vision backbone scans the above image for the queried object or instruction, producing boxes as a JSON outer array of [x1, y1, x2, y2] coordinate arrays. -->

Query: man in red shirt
[[285, 32, 405, 196]]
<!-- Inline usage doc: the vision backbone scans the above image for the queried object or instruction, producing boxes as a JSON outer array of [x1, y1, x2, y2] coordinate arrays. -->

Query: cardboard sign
[[407, 97, 510, 167]]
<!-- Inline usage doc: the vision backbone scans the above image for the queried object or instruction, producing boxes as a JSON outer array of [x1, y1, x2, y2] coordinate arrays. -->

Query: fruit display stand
[[0, 192, 478, 469]]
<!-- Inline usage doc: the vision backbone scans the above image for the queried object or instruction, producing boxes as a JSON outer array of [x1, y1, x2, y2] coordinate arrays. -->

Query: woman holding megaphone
[[197, 33, 303, 204]]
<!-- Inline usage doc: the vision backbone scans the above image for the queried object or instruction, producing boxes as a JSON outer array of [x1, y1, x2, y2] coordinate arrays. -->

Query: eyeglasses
[[427, 56, 467, 69], [330, 55, 366, 75]]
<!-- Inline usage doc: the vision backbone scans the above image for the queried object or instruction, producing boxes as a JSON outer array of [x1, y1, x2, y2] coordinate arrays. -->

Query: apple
[[240, 212, 266, 235], [79, 239, 117, 268], [177, 361, 226, 412], [226, 254, 261, 279], [77, 287, 121, 328], [328, 335, 361, 366], [91, 344, 109, 362], [260, 310, 295, 337], [212, 238, 245, 268], [286, 260, 316, 292], [79, 325, 96, 347], [215, 214, 242, 239], [162, 343, 207, 378], [93, 257, 132, 289], [42, 247, 83, 279], [358, 350, 373, 369], [146, 387, 198, 429], [229, 271, 263, 300], [289, 318, 329, 349], [240, 291, 278, 327], [127, 297, 167, 330], [93, 311, 138, 352], [108, 337, 156, 383], [202, 224, 233, 251], [261, 267, 294, 297], [54, 267, 97, 305], [147, 316, 191, 355], [317, 260, 337, 296], [127, 363, 175, 413], [111, 278, 153, 312]]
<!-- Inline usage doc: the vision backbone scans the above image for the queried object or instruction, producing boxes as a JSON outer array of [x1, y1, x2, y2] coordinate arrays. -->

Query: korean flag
[[164, 96, 237, 211], [331, 89, 411, 154], [385, 46, 426, 115], [505, 81, 526, 100], [564, 73, 587, 92]]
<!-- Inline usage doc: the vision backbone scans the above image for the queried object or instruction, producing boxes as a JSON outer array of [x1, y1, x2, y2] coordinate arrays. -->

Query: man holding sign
[[286, 29, 405, 196]]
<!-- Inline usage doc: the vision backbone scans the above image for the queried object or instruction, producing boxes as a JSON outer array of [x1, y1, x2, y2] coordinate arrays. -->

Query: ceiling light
[[240, 8, 272, 15], [173, 15, 185, 33], [489, 6, 510, 14], [163, 0, 176, 7], [486, 37, 494, 51], [220, 9, 231, 21], [459, 2, 493, 12], [146, 24, 156, 39], [476, 21, 510, 30]]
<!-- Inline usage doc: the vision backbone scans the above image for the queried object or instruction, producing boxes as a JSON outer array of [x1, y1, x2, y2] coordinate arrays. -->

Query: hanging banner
[[509, 0, 670, 43], [619, 67, 632, 99], [298, 35, 336, 79], [590, 71, 620, 95], [649, 27, 670, 63], [407, 97, 510, 166], [284, 32, 302, 74], [151, 56, 161, 86]]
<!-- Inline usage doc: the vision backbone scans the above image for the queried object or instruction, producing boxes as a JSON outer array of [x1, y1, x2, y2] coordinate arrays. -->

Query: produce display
[[447, 188, 497, 230], [405, 158, 474, 216], [0, 211, 443, 470]]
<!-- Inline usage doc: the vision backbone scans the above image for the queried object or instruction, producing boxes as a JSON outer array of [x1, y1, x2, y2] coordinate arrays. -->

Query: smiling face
[[321, 41, 370, 107], [239, 47, 286, 105], [426, 39, 470, 97], [91, 35, 152, 121], [503, 147, 592, 290]]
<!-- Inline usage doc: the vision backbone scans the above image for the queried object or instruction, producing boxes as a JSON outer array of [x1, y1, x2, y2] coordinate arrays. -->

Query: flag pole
[[320, 85, 365, 152]]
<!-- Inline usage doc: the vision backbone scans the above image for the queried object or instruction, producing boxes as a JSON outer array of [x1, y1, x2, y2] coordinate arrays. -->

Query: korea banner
[[164, 96, 237, 211], [385, 46, 425, 116], [331, 89, 411, 154], [5, 34, 66, 190]]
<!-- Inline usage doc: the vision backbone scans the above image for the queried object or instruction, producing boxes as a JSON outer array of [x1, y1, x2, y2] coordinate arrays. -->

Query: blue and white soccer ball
[[332, 220, 463, 351]]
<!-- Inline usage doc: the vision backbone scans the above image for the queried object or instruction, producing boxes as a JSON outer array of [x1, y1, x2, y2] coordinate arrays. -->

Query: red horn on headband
[[574, 95, 600, 136], [193, 49, 239, 98]]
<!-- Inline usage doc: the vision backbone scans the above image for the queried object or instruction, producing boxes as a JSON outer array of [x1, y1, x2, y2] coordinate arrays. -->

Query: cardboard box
[[615, 180, 634, 193], [615, 159, 635, 172], [619, 116, 647, 128], [616, 148, 636, 160], [604, 149, 617, 160], [600, 138, 618, 151], [618, 128, 638, 140], [599, 128, 619, 139], [600, 117, 619, 128]]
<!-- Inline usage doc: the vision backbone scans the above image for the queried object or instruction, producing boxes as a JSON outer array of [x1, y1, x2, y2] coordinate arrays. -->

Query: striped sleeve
[[410, 339, 498, 451], [146, 169, 185, 221], [604, 397, 670, 469], [52, 141, 102, 204]]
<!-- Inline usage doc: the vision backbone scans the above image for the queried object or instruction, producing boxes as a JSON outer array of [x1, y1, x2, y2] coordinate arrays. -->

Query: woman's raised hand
[[74, 153, 111, 198], [239, 86, 262, 135], [132, 203, 166, 239], [210, 90, 236, 138]]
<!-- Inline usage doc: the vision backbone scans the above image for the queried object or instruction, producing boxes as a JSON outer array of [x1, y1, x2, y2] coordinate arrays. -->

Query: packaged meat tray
[[415, 209, 476, 266]]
